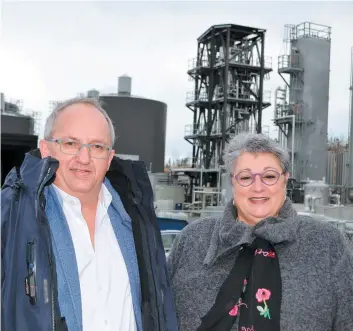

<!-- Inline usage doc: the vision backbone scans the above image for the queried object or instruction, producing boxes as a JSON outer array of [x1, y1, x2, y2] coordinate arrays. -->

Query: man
[[1, 97, 178, 331]]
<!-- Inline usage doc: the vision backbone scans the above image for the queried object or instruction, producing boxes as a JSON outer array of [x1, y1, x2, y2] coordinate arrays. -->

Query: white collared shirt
[[53, 184, 137, 331]]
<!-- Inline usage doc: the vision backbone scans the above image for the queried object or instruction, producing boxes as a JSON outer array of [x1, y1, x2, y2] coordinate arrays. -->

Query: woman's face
[[231, 152, 289, 226]]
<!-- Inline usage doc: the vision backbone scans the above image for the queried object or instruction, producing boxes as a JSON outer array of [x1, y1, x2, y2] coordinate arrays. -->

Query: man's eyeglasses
[[47, 138, 112, 159], [232, 170, 285, 187]]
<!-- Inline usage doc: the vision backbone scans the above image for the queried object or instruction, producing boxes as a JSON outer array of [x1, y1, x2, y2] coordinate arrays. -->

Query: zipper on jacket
[[37, 164, 56, 331], [49, 254, 55, 331], [25, 240, 37, 305]]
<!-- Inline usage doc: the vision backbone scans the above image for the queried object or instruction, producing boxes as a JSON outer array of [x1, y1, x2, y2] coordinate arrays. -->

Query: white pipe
[[274, 87, 279, 120], [311, 196, 322, 213], [280, 115, 295, 177], [304, 195, 312, 211]]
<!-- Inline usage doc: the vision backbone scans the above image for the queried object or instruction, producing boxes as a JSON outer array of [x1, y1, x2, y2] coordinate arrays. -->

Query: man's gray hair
[[44, 97, 116, 145], [223, 132, 291, 175]]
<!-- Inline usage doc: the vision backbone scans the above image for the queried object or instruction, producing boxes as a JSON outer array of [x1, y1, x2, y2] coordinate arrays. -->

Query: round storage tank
[[303, 180, 330, 206], [99, 95, 167, 173]]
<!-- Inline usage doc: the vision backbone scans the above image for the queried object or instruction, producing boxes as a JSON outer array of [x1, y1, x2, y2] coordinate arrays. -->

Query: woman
[[167, 133, 353, 331]]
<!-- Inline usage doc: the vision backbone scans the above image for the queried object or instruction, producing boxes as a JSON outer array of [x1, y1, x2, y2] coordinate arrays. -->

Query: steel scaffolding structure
[[184, 24, 272, 188]]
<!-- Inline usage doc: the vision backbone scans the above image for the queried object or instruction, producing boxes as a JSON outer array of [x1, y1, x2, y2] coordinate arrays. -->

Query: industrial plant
[[1, 21, 352, 245], [150, 22, 353, 246]]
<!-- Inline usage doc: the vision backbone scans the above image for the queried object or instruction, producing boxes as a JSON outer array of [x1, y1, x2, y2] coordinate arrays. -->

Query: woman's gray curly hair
[[223, 132, 291, 176]]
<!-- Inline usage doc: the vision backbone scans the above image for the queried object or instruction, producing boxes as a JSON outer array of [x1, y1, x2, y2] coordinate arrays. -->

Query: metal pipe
[[304, 195, 312, 211], [200, 165, 203, 188], [222, 28, 230, 153], [291, 114, 295, 178], [257, 32, 265, 133], [311, 196, 322, 213], [274, 87, 279, 121], [279, 115, 295, 177], [217, 168, 221, 206], [348, 46, 353, 187]]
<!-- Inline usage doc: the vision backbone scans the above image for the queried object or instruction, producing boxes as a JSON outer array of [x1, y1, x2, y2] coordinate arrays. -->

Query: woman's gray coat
[[167, 198, 353, 331]]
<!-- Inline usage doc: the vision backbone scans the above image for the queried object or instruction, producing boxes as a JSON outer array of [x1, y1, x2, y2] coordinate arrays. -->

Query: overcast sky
[[1, 1, 352, 159]]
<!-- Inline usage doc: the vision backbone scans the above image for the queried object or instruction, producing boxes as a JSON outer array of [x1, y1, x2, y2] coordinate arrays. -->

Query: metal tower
[[184, 24, 272, 188], [274, 22, 331, 181]]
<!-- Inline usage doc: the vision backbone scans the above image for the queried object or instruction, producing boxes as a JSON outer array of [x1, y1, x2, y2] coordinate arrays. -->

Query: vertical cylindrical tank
[[118, 75, 132, 96], [99, 94, 167, 173], [304, 180, 330, 208], [289, 22, 331, 181]]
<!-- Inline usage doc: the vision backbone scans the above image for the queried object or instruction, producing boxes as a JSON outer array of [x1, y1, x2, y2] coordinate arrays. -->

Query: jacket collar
[[19, 150, 59, 196], [5, 148, 135, 196], [204, 198, 299, 266]]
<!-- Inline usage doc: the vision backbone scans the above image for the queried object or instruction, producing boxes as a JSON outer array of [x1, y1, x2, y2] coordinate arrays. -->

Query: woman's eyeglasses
[[232, 170, 285, 187]]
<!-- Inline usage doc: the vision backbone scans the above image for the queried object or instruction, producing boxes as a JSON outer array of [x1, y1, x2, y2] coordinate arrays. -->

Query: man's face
[[39, 103, 114, 199]]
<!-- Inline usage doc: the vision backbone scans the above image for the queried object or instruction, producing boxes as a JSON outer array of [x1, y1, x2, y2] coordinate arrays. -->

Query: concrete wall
[[99, 95, 167, 173], [290, 36, 331, 181]]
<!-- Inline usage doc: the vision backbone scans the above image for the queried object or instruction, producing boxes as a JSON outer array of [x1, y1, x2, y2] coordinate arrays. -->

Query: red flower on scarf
[[229, 300, 248, 316], [255, 288, 271, 303], [229, 305, 239, 316]]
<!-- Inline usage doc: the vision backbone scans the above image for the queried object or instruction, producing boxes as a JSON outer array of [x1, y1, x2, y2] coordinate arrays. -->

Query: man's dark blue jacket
[[1, 149, 178, 331]]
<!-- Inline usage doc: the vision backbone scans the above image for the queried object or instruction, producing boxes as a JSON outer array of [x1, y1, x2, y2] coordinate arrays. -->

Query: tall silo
[[274, 22, 331, 181], [99, 76, 167, 173]]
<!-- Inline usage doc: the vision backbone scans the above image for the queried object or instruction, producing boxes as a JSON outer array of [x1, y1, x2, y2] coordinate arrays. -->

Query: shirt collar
[[99, 182, 113, 212], [52, 183, 112, 212]]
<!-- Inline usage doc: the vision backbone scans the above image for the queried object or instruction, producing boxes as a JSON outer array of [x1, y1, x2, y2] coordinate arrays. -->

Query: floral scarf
[[197, 236, 281, 331]]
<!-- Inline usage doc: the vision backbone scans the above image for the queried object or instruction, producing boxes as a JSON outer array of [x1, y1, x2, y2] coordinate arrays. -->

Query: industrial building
[[152, 21, 352, 236], [85, 76, 167, 173], [1, 93, 38, 185], [1, 21, 351, 246]]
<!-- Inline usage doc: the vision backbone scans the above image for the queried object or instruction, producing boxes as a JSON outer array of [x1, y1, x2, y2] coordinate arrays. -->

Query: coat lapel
[[45, 186, 82, 331]]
